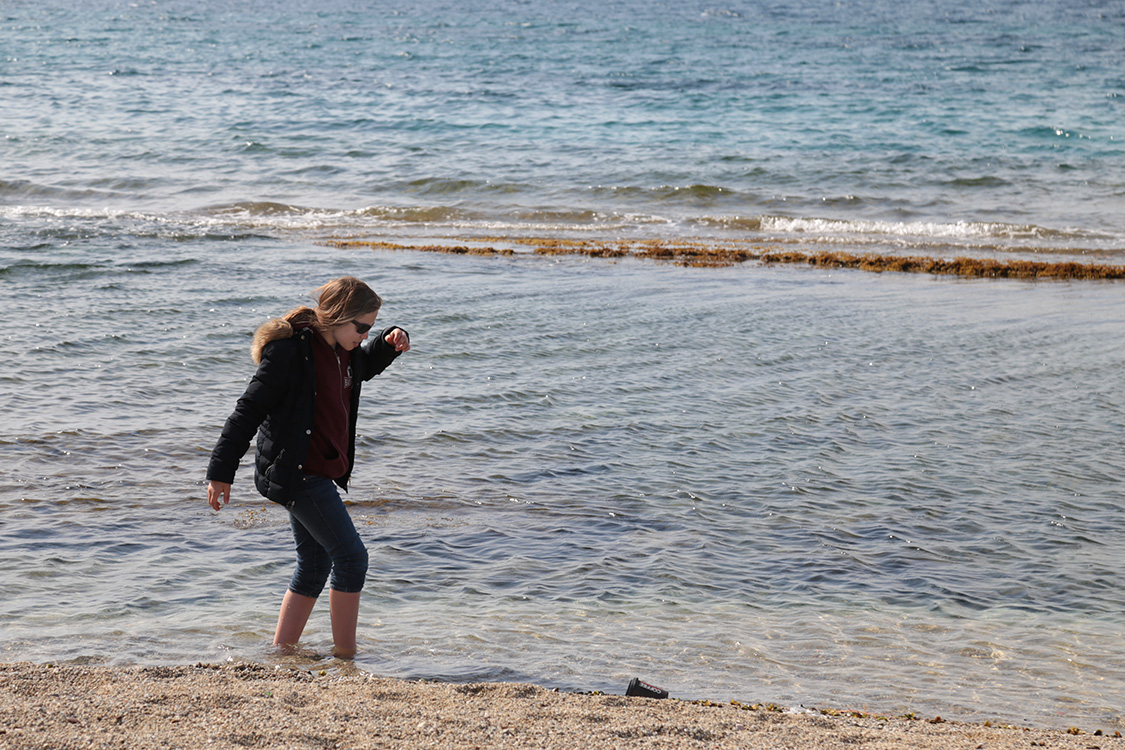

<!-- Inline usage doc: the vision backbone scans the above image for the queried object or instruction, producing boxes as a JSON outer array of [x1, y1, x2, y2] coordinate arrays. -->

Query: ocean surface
[[2, 0, 1124, 732]]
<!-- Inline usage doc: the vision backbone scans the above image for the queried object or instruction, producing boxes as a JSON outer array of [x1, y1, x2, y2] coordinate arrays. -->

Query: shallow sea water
[[2, 236, 1124, 730]]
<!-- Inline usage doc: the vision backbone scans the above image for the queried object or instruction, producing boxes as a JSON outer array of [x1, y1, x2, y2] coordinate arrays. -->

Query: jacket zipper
[[334, 349, 348, 420]]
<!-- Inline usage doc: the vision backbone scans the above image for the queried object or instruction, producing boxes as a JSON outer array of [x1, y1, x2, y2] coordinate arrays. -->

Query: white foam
[[759, 216, 1045, 240]]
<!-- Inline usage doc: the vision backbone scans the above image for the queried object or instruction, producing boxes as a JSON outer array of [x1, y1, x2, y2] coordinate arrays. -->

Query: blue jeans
[[285, 474, 369, 597]]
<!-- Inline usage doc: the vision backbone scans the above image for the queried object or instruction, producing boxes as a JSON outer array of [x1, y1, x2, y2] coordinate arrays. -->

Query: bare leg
[[329, 589, 361, 659], [274, 590, 318, 648]]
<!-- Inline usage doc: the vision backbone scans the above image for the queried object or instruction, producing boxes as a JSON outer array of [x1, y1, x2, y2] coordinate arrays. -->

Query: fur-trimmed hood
[[250, 307, 318, 363]]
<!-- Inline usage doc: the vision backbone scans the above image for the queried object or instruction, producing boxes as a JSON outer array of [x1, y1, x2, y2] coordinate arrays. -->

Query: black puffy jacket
[[206, 325, 406, 506]]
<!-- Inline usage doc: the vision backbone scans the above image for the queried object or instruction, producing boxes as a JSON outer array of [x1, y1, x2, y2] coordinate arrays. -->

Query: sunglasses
[[352, 320, 373, 335]]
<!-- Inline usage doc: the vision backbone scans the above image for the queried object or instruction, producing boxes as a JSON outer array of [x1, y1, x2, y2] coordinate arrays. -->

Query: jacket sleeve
[[355, 325, 408, 383], [206, 340, 295, 484]]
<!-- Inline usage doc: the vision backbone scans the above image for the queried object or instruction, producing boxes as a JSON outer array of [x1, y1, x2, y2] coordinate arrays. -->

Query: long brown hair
[[250, 277, 383, 362]]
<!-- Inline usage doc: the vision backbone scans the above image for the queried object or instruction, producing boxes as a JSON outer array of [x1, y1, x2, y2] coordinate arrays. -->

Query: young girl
[[206, 276, 410, 658]]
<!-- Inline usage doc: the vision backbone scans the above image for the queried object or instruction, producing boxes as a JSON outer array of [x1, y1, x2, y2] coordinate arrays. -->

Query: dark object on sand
[[626, 677, 669, 699]]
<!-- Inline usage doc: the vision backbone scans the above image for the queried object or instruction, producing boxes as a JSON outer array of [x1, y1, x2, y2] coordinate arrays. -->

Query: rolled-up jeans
[[285, 473, 368, 597]]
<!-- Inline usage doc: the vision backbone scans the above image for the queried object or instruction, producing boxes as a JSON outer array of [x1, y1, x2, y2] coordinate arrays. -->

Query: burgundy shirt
[[304, 330, 353, 479]]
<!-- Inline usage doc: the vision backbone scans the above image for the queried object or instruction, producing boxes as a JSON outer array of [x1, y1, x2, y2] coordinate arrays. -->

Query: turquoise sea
[[2, 0, 1124, 731]]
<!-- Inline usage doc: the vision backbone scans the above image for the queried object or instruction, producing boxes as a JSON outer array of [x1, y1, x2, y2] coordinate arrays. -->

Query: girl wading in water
[[206, 277, 410, 658]]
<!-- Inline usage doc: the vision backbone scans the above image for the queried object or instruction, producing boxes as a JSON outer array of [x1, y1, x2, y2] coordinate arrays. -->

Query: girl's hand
[[385, 328, 411, 352], [207, 480, 232, 511]]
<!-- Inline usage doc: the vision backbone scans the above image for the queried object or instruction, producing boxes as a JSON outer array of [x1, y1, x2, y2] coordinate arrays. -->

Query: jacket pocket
[[259, 448, 295, 507], [266, 448, 286, 479]]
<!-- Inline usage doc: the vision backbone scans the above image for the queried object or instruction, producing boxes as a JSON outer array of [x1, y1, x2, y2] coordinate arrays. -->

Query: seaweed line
[[326, 238, 1125, 281]]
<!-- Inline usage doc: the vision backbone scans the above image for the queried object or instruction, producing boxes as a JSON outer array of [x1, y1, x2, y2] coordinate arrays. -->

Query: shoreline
[[1, 662, 1119, 749]]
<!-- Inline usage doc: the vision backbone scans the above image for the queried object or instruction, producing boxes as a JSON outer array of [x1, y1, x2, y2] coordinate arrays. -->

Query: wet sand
[[1, 662, 1118, 749]]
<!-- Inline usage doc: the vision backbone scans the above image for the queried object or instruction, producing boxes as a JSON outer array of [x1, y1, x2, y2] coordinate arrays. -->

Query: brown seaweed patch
[[765, 251, 1125, 279], [329, 240, 514, 256], [324, 238, 1125, 280]]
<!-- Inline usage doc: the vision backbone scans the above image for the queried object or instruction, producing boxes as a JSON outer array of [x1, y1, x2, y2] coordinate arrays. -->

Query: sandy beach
[[0, 662, 1118, 750]]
